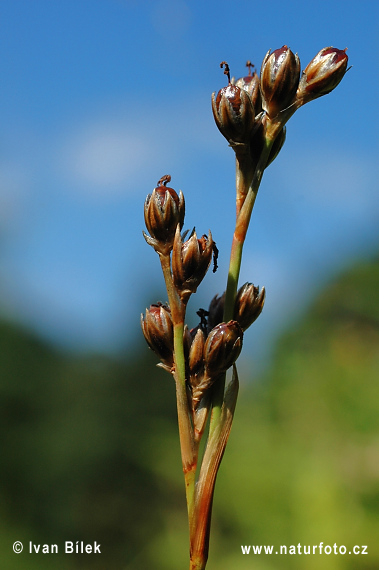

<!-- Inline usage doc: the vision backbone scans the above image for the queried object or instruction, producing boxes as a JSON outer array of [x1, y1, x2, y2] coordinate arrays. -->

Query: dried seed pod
[[207, 292, 225, 333], [235, 61, 262, 114], [234, 283, 265, 331], [260, 46, 300, 118], [172, 227, 214, 303], [143, 175, 185, 255], [297, 47, 349, 104], [204, 320, 243, 378], [141, 302, 174, 371], [212, 61, 255, 144], [186, 327, 208, 411], [188, 327, 205, 382]]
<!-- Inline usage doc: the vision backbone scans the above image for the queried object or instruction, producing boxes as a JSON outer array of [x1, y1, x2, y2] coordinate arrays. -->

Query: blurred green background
[[1, 254, 378, 569]]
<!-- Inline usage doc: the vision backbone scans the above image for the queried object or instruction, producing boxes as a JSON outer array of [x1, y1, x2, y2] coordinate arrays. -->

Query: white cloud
[[54, 92, 215, 200], [61, 123, 152, 191]]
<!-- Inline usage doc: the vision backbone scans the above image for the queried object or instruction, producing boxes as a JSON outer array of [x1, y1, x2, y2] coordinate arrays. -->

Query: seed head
[[212, 61, 255, 144], [188, 327, 206, 383], [297, 47, 349, 104], [260, 46, 300, 118], [235, 61, 262, 114], [141, 302, 174, 371], [234, 283, 265, 331], [207, 292, 225, 333], [204, 320, 243, 378], [143, 175, 185, 255], [172, 227, 214, 303]]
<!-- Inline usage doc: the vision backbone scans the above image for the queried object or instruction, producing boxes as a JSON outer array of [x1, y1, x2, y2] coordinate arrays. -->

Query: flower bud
[[172, 227, 214, 303], [212, 62, 255, 144], [234, 283, 265, 331], [204, 320, 243, 378], [143, 175, 185, 255], [141, 302, 174, 371], [260, 46, 300, 118], [297, 47, 348, 103], [235, 61, 262, 115]]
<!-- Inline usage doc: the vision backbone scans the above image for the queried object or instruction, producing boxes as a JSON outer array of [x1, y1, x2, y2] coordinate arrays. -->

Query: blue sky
[[0, 0, 378, 361]]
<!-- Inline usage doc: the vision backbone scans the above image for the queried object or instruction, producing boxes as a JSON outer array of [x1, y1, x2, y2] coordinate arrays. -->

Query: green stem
[[210, 135, 274, 435], [233, 143, 254, 218], [159, 253, 196, 515], [189, 121, 283, 565], [189, 366, 239, 570]]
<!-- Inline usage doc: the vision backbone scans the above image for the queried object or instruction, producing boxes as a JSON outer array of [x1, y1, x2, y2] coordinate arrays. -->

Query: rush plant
[[141, 45, 349, 570]]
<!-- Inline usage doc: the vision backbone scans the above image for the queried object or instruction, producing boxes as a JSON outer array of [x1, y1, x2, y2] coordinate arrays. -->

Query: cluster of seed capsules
[[141, 45, 348, 417], [212, 45, 349, 158], [141, 175, 265, 415]]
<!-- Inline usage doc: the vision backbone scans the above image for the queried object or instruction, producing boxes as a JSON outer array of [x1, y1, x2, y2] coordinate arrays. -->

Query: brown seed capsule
[[172, 227, 214, 303], [234, 283, 265, 331], [207, 292, 225, 333], [141, 302, 174, 371], [204, 320, 243, 378], [207, 284, 265, 333], [297, 47, 348, 104], [188, 327, 205, 381], [260, 46, 300, 118], [143, 175, 185, 255], [235, 61, 262, 114], [212, 61, 255, 144]]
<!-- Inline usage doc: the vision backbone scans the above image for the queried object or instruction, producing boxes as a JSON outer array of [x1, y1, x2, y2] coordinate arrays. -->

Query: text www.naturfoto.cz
[[241, 543, 368, 555]]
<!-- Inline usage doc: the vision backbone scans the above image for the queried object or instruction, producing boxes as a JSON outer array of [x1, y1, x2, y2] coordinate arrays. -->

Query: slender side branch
[[210, 136, 274, 437], [159, 253, 197, 514]]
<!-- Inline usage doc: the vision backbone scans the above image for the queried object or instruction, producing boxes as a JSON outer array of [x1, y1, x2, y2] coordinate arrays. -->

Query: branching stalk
[[159, 253, 197, 514], [210, 135, 274, 438], [142, 45, 349, 570]]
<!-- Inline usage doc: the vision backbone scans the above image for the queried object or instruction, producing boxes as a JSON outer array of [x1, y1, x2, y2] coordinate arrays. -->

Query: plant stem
[[233, 143, 254, 218], [159, 252, 197, 514], [189, 366, 239, 570], [187, 134, 275, 569], [189, 557, 207, 570], [210, 135, 274, 435]]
